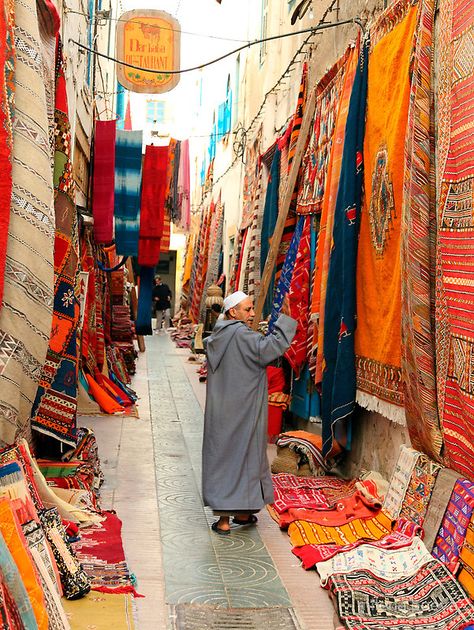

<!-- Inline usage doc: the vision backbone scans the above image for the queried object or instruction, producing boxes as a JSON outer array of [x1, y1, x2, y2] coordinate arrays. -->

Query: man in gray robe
[[202, 291, 296, 535]]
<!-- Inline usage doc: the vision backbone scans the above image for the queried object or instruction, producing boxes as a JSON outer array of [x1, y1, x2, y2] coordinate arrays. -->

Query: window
[[260, 0, 269, 64], [146, 100, 166, 124], [217, 76, 232, 140]]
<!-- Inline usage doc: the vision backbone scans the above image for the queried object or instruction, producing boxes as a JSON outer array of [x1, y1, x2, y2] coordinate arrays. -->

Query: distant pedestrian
[[202, 290, 296, 534], [152, 276, 172, 332]]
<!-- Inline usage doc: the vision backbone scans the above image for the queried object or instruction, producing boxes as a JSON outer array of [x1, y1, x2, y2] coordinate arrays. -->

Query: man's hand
[[281, 293, 291, 317]]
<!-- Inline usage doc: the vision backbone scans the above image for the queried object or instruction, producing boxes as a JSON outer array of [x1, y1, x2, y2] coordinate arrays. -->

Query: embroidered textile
[[241, 129, 262, 230], [296, 52, 348, 216], [382, 445, 419, 519], [284, 216, 311, 376], [288, 510, 393, 548], [435, 0, 474, 480], [268, 216, 304, 332], [114, 130, 143, 257], [73, 511, 139, 596], [261, 148, 280, 317], [92, 120, 116, 244], [138, 145, 168, 267], [308, 44, 358, 385], [328, 559, 474, 629], [31, 39, 80, 446], [316, 536, 432, 587], [0, 499, 48, 629], [398, 452, 442, 526], [401, 0, 442, 460], [272, 483, 331, 515], [432, 478, 474, 574], [423, 467, 459, 551], [292, 518, 421, 569], [0, 0, 55, 445], [0, 526, 39, 629], [200, 199, 224, 321], [355, 2, 418, 423], [0, 0, 14, 308], [321, 40, 368, 457]]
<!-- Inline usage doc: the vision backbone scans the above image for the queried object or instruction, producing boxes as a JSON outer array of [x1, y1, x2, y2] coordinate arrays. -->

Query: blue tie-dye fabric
[[114, 130, 143, 256]]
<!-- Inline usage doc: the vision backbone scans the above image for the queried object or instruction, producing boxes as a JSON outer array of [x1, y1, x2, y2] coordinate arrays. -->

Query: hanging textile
[[401, 0, 442, 460], [31, 39, 80, 447], [0, 0, 14, 309], [435, 0, 474, 479], [321, 39, 369, 458], [308, 44, 359, 384], [261, 148, 281, 318], [0, 0, 56, 445], [189, 203, 212, 322], [138, 145, 168, 267], [296, 50, 349, 216], [114, 130, 143, 257], [135, 267, 154, 336], [268, 216, 305, 332], [200, 199, 223, 321], [355, 1, 419, 424], [284, 216, 311, 377], [245, 171, 265, 300], [178, 139, 191, 231], [164, 138, 178, 222], [181, 233, 196, 297], [170, 140, 181, 224], [92, 120, 116, 244], [241, 129, 262, 230]]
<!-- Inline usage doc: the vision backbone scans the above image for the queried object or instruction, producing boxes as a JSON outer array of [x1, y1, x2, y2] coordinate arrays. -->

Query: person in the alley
[[202, 290, 296, 535]]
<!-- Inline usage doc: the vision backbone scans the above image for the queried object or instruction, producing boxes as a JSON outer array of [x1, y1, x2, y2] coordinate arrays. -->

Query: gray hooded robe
[[202, 314, 297, 511]]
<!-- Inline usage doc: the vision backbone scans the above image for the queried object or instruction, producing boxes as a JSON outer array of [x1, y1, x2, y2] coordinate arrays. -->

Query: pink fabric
[[92, 120, 116, 243], [178, 139, 191, 231]]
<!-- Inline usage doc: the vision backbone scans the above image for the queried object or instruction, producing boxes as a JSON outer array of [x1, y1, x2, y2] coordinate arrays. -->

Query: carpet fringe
[[356, 390, 406, 426]]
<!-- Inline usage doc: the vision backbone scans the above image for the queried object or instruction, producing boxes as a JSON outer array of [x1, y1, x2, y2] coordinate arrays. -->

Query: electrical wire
[[64, 7, 252, 43], [69, 18, 362, 76]]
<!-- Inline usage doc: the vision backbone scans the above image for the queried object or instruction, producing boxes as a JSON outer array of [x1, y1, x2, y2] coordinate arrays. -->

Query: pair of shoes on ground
[[211, 514, 258, 535]]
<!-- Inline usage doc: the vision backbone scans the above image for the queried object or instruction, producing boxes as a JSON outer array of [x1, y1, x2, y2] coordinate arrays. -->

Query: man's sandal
[[211, 521, 230, 535], [232, 515, 258, 526]]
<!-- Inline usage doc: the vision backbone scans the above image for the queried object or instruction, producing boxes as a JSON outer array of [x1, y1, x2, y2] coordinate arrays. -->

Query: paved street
[[83, 334, 337, 629]]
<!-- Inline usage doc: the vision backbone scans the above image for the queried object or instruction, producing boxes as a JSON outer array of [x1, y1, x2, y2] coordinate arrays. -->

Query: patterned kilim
[[200, 199, 223, 321], [0, 0, 14, 308], [271, 474, 332, 514], [261, 147, 281, 317], [398, 452, 442, 527], [31, 39, 80, 446], [0, 0, 55, 445], [355, 0, 419, 424], [284, 216, 311, 377], [401, 0, 443, 460], [241, 129, 262, 230], [268, 216, 304, 332], [292, 518, 421, 570], [189, 203, 212, 323], [382, 445, 419, 519], [316, 536, 432, 587], [308, 43, 358, 385], [422, 467, 459, 551], [246, 168, 265, 300], [114, 130, 143, 257], [432, 478, 474, 574], [327, 560, 474, 629], [288, 510, 394, 547], [296, 49, 349, 216], [92, 120, 116, 244], [435, 0, 474, 479], [321, 39, 368, 458]]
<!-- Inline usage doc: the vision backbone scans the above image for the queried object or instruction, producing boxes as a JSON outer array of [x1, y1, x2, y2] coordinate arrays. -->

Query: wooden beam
[[252, 88, 316, 329]]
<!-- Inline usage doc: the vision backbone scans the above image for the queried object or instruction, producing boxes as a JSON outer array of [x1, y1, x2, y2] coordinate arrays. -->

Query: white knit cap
[[223, 291, 248, 312]]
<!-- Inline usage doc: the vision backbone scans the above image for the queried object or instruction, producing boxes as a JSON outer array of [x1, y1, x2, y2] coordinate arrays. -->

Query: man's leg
[[156, 309, 164, 332]]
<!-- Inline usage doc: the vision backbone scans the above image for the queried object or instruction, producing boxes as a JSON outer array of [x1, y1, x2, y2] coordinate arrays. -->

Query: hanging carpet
[[31, 38, 80, 446], [0, 0, 56, 445], [435, 0, 474, 480], [114, 130, 143, 257], [92, 120, 116, 244], [355, 0, 419, 424]]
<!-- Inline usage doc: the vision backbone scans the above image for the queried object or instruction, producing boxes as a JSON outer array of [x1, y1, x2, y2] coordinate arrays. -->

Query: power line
[[69, 18, 362, 76], [64, 7, 251, 43]]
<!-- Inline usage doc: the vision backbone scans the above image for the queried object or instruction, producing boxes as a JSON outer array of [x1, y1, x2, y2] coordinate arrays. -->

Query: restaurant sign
[[116, 9, 180, 94]]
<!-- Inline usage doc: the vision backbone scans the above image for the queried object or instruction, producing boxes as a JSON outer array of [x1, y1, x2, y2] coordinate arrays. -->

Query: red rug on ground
[[73, 511, 143, 597]]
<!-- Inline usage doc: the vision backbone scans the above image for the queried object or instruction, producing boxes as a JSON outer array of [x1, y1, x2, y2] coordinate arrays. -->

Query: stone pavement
[[82, 333, 338, 629]]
